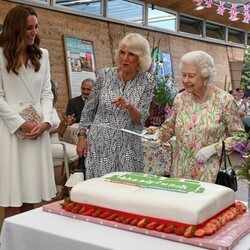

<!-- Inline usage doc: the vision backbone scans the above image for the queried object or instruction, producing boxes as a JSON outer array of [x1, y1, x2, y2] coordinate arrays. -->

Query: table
[[1, 207, 249, 250]]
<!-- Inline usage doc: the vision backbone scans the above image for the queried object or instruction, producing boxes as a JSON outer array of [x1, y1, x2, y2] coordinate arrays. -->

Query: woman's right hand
[[19, 120, 37, 134], [77, 136, 88, 157]]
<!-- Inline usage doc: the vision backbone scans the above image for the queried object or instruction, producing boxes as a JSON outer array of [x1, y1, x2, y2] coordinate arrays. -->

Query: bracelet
[[77, 131, 87, 137]]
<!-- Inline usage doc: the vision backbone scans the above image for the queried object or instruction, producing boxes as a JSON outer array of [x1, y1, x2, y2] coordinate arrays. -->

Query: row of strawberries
[[61, 199, 247, 238]]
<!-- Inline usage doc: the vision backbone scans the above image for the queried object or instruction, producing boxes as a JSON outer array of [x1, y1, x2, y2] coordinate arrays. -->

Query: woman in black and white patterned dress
[[77, 33, 155, 179]]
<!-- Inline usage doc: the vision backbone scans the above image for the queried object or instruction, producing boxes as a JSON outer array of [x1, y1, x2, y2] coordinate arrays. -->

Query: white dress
[[0, 47, 56, 207]]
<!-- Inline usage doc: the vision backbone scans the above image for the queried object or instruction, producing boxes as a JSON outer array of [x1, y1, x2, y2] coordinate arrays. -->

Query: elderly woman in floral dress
[[159, 51, 245, 183]]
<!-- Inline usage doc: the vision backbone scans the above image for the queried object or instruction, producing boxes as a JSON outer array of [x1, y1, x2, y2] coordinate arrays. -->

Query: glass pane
[[180, 16, 203, 36], [108, 0, 143, 23], [148, 7, 176, 31], [206, 23, 225, 40], [55, 0, 102, 15], [248, 34, 250, 46], [228, 28, 245, 44]]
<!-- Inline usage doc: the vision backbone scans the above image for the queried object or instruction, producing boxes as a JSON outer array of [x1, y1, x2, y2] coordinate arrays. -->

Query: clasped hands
[[20, 119, 51, 139]]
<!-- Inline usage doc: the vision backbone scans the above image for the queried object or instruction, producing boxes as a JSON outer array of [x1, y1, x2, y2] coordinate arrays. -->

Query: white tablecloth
[[0, 207, 249, 250]]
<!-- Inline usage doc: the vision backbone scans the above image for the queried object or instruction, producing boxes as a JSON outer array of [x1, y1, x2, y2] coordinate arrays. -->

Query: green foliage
[[237, 158, 250, 182], [151, 38, 175, 108], [154, 81, 174, 107], [241, 46, 250, 90]]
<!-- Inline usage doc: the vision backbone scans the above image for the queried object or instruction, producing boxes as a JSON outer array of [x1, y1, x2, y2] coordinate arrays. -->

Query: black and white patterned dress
[[79, 67, 155, 179]]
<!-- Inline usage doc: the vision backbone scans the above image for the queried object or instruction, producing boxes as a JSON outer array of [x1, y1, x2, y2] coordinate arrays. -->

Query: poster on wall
[[162, 52, 174, 78], [63, 35, 96, 98], [151, 48, 174, 86]]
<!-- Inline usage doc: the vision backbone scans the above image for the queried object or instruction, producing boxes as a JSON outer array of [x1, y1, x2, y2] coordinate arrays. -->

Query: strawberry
[[71, 204, 82, 213], [229, 207, 238, 216], [217, 215, 227, 226], [205, 222, 217, 233], [240, 204, 247, 212], [184, 226, 196, 238], [174, 226, 186, 235], [106, 213, 118, 220], [100, 211, 111, 218], [115, 216, 125, 222], [155, 224, 165, 232], [194, 229, 205, 237], [130, 218, 139, 226], [235, 206, 244, 214], [145, 221, 159, 230], [209, 219, 221, 229], [61, 202, 69, 209], [82, 208, 95, 216], [163, 225, 175, 233], [78, 206, 87, 214], [122, 218, 132, 224], [64, 202, 74, 211], [225, 210, 235, 220], [137, 218, 148, 228], [203, 226, 214, 236], [92, 209, 101, 217]]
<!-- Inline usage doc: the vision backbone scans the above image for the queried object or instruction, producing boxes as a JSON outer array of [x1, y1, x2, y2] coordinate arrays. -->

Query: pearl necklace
[[191, 87, 213, 104]]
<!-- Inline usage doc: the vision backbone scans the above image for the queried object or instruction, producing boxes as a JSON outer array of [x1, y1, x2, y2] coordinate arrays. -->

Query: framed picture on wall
[[63, 35, 96, 98], [162, 52, 174, 78]]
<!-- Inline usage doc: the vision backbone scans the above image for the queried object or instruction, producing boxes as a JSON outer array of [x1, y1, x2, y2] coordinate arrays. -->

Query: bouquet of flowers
[[234, 140, 250, 181]]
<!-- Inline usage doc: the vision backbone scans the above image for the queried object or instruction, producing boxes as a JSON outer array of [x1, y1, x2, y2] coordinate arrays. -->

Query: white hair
[[179, 51, 216, 85], [115, 33, 152, 72]]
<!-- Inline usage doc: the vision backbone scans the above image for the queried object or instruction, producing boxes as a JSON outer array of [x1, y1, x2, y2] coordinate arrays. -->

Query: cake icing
[[70, 172, 235, 225], [63, 172, 246, 237]]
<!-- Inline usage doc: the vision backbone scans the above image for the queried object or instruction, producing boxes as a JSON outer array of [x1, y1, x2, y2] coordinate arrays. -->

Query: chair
[[52, 142, 70, 180]]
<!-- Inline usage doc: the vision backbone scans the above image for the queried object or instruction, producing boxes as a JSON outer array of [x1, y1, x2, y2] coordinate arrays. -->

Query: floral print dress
[[79, 67, 154, 179], [159, 87, 245, 183]]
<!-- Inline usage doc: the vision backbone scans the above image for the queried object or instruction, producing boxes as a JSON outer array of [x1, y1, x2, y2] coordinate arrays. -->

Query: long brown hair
[[0, 5, 42, 75]]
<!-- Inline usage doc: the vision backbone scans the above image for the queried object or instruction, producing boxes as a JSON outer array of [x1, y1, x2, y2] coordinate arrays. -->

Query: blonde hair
[[179, 51, 216, 85], [115, 33, 151, 72]]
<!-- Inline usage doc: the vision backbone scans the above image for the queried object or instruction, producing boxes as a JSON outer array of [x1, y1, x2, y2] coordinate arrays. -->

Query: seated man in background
[[50, 80, 79, 198], [66, 78, 94, 123]]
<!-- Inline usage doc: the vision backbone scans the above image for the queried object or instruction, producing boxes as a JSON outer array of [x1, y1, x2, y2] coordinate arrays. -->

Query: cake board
[[43, 201, 250, 250]]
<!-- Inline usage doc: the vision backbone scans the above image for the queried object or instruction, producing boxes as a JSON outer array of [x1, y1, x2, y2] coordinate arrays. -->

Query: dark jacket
[[66, 95, 84, 123]]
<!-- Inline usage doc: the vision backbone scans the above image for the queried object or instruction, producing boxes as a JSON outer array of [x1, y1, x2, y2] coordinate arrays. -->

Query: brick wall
[[0, 1, 245, 115]]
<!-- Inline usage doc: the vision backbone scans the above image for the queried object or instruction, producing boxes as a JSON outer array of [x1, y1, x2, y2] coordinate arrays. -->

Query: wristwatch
[[77, 131, 87, 137]]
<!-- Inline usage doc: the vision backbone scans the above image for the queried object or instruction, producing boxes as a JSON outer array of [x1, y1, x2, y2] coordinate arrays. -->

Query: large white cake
[[70, 172, 235, 225]]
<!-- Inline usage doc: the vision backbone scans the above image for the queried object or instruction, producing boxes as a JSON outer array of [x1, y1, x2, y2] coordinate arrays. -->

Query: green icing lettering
[[106, 173, 205, 194]]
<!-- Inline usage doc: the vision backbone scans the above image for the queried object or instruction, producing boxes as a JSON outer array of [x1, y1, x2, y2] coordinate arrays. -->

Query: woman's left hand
[[24, 122, 51, 139], [112, 96, 131, 110]]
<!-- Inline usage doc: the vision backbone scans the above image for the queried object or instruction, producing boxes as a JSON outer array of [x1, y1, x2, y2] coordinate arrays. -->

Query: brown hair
[[0, 5, 42, 74]]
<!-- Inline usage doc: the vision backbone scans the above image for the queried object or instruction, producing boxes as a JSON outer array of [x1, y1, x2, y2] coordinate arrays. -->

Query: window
[[108, 0, 143, 23], [147, 6, 176, 31], [247, 33, 250, 46], [206, 22, 225, 41], [179, 15, 203, 36], [228, 28, 245, 44], [55, 0, 102, 16]]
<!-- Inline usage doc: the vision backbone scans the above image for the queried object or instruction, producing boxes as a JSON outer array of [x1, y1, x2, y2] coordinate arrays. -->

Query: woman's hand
[[111, 96, 131, 110], [112, 96, 141, 124], [19, 120, 37, 134], [77, 136, 88, 157], [24, 122, 51, 139], [62, 113, 76, 126]]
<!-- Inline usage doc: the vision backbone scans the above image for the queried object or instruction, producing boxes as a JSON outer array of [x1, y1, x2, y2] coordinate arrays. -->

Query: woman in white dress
[[0, 5, 56, 217]]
